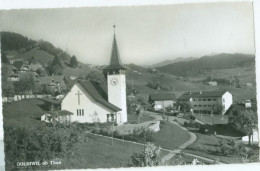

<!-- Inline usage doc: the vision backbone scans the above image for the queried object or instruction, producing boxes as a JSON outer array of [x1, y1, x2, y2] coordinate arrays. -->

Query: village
[[1, 28, 259, 169]]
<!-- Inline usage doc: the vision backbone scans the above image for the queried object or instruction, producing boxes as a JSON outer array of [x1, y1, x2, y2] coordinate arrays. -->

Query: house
[[36, 75, 66, 93], [178, 90, 233, 115], [61, 28, 127, 125], [207, 81, 218, 86], [8, 74, 19, 82], [226, 103, 258, 142], [246, 83, 253, 87], [149, 93, 176, 110], [13, 61, 24, 70], [20, 64, 30, 73]]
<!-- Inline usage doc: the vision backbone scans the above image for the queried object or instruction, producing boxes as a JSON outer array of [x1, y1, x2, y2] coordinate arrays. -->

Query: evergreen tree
[[70, 55, 78, 68]]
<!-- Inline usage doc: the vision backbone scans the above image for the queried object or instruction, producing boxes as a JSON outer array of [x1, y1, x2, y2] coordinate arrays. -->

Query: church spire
[[103, 25, 126, 71]]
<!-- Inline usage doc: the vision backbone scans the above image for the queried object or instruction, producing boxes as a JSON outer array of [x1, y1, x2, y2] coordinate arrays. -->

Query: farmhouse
[[36, 75, 66, 93], [61, 28, 127, 125], [207, 81, 218, 86], [149, 93, 176, 110], [178, 90, 233, 115]]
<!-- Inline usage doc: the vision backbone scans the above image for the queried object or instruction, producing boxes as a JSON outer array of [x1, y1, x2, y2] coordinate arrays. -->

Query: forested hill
[[158, 53, 255, 76], [1, 32, 37, 51]]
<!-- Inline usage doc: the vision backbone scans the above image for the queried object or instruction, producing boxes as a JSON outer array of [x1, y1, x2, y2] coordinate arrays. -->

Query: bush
[[199, 126, 206, 134]]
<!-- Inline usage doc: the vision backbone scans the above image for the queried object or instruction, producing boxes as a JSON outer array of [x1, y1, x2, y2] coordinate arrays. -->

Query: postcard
[[0, 1, 259, 170]]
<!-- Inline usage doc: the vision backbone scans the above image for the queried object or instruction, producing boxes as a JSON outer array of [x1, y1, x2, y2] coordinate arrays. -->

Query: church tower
[[103, 25, 127, 124]]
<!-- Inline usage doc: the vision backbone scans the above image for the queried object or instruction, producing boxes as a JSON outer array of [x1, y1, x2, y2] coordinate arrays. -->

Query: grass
[[153, 121, 191, 150], [9, 47, 55, 64], [3, 99, 47, 129], [63, 134, 145, 169], [127, 112, 156, 124], [184, 132, 242, 164], [47, 133, 169, 169]]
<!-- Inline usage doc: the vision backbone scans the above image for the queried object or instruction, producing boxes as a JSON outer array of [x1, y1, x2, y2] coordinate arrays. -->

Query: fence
[[2, 94, 52, 103]]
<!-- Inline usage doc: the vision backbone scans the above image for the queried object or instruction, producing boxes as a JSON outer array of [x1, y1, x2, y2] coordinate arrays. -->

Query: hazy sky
[[0, 2, 255, 65]]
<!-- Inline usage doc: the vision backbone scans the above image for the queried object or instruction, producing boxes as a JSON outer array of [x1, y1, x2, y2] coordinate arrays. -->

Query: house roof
[[13, 61, 23, 70], [178, 90, 227, 100], [28, 64, 43, 71], [103, 34, 126, 71], [77, 80, 121, 112], [226, 103, 257, 116], [149, 93, 176, 101]]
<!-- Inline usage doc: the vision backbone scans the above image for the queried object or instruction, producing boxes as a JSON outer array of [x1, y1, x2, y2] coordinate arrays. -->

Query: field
[[184, 132, 242, 164], [153, 121, 191, 150], [63, 134, 146, 169], [6, 47, 55, 64], [3, 99, 47, 129]]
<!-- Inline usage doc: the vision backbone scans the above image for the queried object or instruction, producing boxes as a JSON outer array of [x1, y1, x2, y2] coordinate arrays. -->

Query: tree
[[13, 74, 35, 99], [52, 55, 63, 67], [177, 101, 192, 114], [131, 103, 144, 124], [36, 68, 47, 77], [1, 51, 10, 64], [70, 55, 78, 68], [130, 143, 161, 167], [28, 56, 36, 64], [232, 109, 257, 145]]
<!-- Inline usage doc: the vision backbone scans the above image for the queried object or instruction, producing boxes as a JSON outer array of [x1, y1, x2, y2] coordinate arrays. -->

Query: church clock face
[[110, 78, 119, 86]]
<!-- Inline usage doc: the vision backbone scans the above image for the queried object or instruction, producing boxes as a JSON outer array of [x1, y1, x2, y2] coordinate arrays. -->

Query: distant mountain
[[125, 63, 149, 73], [158, 53, 255, 76], [151, 57, 196, 68]]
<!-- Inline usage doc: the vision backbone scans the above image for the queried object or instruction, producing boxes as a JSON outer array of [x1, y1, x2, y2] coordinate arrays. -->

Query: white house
[[178, 90, 233, 115], [148, 93, 176, 110], [61, 28, 127, 125]]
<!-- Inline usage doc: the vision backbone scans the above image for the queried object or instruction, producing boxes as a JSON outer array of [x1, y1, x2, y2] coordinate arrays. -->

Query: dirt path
[[144, 111, 197, 163]]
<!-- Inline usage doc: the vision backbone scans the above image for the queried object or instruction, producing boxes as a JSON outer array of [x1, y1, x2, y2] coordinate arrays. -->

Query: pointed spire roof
[[103, 26, 126, 71]]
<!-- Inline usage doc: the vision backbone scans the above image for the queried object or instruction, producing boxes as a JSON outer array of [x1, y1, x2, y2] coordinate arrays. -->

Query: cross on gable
[[75, 90, 83, 105]]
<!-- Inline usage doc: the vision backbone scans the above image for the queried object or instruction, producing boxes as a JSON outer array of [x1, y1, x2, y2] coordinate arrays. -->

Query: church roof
[[77, 80, 121, 112], [103, 34, 126, 71]]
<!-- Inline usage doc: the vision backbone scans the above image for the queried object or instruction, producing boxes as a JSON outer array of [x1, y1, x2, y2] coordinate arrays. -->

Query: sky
[[0, 2, 255, 65]]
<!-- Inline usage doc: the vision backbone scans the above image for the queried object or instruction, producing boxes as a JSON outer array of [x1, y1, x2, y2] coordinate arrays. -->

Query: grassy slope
[[3, 99, 47, 129], [67, 134, 145, 169], [9, 47, 55, 64], [184, 133, 242, 164], [153, 121, 191, 150]]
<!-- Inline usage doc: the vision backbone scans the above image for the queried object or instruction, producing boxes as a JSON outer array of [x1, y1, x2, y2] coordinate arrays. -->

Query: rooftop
[[178, 90, 228, 100], [77, 80, 121, 112], [149, 93, 176, 101]]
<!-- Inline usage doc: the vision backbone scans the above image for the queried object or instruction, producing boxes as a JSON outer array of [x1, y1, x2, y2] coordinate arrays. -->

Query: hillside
[[1, 32, 36, 51], [151, 57, 196, 68], [159, 53, 255, 76], [7, 47, 55, 64]]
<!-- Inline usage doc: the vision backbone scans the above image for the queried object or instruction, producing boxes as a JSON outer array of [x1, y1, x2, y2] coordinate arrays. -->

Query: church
[[61, 28, 127, 125]]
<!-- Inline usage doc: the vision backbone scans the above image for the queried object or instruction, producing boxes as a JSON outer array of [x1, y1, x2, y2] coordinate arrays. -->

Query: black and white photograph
[[0, 0, 259, 170]]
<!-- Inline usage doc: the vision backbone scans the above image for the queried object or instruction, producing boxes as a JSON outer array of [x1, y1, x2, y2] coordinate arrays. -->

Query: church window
[[81, 109, 84, 116], [77, 109, 84, 116]]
